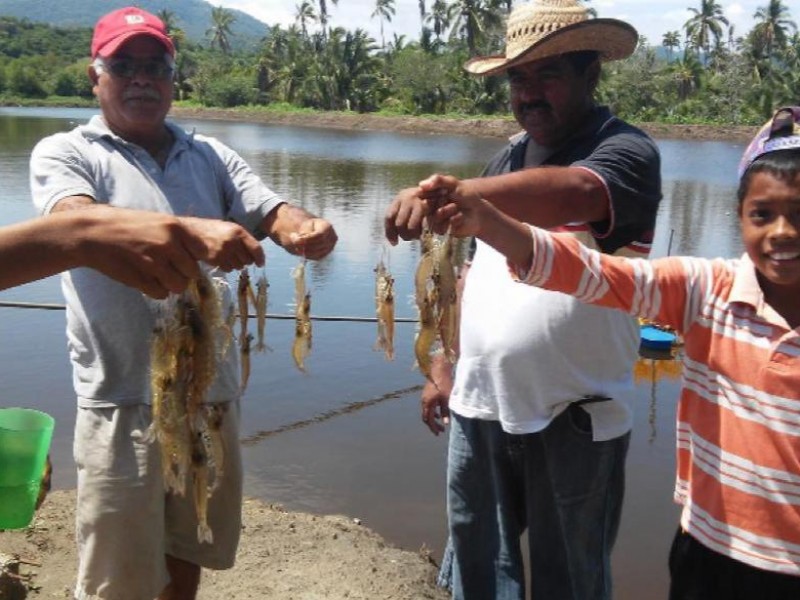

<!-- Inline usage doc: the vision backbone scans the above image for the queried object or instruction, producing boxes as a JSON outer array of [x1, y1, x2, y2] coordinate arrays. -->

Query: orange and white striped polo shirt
[[519, 226, 800, 575]]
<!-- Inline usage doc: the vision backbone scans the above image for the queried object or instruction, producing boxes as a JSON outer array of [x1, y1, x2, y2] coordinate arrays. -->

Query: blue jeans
[[441, 405, 629, 600]]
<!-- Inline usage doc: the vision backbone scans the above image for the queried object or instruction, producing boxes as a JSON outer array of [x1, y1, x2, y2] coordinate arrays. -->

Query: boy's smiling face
[[739, 170, 800, 301]]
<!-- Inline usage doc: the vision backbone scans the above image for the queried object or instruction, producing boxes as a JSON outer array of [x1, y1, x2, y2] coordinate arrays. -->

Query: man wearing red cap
[[29, 7, 338, 600]]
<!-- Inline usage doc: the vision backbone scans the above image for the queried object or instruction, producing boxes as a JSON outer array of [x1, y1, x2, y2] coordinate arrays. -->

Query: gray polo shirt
[[30, 115, 284, 408]]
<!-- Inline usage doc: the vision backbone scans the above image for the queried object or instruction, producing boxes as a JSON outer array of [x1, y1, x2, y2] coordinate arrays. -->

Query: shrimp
[[148, 307, 193, 495], [435, 234, 458, 363], [160, 389, 192, 496], [219, 302, 236, 357], [191, 433, 213, 544], [292, 260, 306, 307], [291, 260, 312, 372], [146, 269, 226, 497], [413, 224, 464, 381], [413, 227, 440, 380], [240, 333, 253, 393], [255, 273, 270, 352], [205, 404, 226, 492], [184, 276, 221, 429], [236, 269, 253, 346], [414, 295, 437, 381], [374, 259, 395, 361], [292, 293, 312, 372], [415, 229, 435, 309]]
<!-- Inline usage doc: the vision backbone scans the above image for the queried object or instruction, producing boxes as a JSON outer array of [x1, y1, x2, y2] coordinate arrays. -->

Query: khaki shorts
[[73, 401, 243, 600]]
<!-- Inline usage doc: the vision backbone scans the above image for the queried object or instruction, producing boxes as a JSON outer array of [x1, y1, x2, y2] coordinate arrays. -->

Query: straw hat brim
[[465, 18, 638, 76]]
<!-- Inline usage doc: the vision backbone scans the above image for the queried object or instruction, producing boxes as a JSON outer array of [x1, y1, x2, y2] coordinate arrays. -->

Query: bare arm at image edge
[[7, 199, 266, 297]]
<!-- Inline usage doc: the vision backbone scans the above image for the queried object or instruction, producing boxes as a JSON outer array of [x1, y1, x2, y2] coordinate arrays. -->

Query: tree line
[[0, 0, 797, 126]]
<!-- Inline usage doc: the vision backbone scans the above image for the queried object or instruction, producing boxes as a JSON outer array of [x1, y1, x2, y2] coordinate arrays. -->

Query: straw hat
[[465, 0, 638, 76]]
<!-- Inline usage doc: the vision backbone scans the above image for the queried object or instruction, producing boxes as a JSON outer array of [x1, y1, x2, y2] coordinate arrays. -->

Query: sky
[[215, 0, 770, 47]]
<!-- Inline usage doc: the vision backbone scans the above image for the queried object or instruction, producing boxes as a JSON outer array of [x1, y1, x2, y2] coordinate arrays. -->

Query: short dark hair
[[737, 149, 800, 208]]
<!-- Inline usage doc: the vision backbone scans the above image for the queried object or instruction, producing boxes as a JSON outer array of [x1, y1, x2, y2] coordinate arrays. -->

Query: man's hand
[[421, 355, 454, 435], [287, 217, 338, 260], [418, 174, 535, 270], [418, 174, 486, 238], [179, 215, 265, 271], [386, 174, 489, 243], [384, 186, 433, 245], [78, 206, 264, 299], [264, 204, 338, 260]]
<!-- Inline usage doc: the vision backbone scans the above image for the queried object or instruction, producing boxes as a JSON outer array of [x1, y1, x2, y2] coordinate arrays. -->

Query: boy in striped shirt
[[419, 106, 800, 599]]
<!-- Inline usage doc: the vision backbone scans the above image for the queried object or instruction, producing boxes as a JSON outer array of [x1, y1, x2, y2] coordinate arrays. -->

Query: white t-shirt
[[448, 125, 655, 441], [450, 238, 639, 440]]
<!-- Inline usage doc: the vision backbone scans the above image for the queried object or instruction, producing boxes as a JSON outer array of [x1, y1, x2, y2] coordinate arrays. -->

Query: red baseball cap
[[91, 7, 175, 59]]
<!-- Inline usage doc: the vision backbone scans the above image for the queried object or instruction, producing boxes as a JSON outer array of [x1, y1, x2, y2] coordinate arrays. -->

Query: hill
[[0, 0, 269, 51]]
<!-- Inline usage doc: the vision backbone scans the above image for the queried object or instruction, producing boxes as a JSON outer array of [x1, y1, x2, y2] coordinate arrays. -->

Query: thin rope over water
[[239, 384, 424, 446], [0, 300, 418, 323]]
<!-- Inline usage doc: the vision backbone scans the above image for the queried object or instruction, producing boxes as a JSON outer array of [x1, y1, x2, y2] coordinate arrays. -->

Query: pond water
[[0, 106, 746, 598]]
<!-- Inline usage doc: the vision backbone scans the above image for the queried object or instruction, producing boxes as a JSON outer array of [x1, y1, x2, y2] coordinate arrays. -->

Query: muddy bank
[[169, 106, 758, 143], [0, 490, 448, 600]]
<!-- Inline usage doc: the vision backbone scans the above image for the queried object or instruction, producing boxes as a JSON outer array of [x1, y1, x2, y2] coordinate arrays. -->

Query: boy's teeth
[[770, 251, 800, 260]]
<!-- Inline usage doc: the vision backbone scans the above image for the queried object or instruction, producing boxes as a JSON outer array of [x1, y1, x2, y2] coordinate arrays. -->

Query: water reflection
[[661, 180, 741, 259], [634, 348, 683, 444]]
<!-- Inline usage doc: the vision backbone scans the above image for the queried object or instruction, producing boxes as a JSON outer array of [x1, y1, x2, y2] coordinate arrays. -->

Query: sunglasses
[[97, 57, 175, 80]]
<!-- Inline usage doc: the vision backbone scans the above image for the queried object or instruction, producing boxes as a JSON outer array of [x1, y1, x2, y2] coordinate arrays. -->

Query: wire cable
[[0, 300, 418, 322]]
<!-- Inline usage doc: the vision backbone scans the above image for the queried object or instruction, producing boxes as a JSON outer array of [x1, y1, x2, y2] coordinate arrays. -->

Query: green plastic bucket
[[0, 407, 54, 529]]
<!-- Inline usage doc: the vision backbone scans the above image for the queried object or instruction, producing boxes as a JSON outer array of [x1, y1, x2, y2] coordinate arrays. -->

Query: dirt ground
[[0, 490, 448, 600], [169, 106, 759, 143]]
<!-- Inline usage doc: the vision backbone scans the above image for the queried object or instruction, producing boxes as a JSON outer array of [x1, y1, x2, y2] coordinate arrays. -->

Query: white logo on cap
[[125, 15, 146, 25]]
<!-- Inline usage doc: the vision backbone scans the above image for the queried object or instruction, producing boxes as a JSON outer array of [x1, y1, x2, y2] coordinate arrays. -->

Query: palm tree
[[753, 0, 797, 62], [157, 9, 187, 52], [683, 0, 729, 64], [295, 0, 317, 37], [447, 0, 503, 56], [316, 0, 339, 34], [726, 24, 737, 52], [670, 50, 703, 100], [662, 30, 681, 61], [157, 9, 177, 32], [371, 0, 396, 50], [207, 5, 236, 53], [386, 33, 408, 54], [426, 0, 450, 41], [339, 29, 381, 111]]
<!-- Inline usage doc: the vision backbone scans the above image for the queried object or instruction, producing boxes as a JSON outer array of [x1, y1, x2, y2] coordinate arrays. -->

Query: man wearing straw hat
[[385, 1, 661, 598]]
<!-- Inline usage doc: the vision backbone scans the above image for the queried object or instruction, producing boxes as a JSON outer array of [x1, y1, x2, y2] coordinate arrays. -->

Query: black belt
[[572, 395, 613, 407]]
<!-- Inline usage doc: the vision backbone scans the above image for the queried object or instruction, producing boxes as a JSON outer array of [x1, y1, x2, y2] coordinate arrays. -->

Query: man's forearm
[[49, 195, 96, 213], [467, 166, 609, 227], [474, 200, 534, 269], [0, 213, 85, 289]]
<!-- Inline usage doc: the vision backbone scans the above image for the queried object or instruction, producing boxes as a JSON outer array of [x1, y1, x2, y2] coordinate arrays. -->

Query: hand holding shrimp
[[265, 204, 337, 260], [417, 173, 535, 269]]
